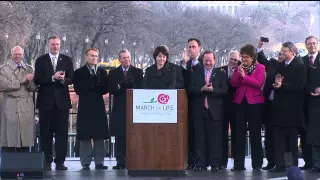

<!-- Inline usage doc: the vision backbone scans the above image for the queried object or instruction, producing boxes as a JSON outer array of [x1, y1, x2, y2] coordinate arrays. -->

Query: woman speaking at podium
[[143, 45, 176, 89]]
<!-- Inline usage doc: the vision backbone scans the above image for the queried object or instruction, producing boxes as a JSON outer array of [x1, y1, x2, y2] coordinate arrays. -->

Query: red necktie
[[310, 56, 314, 65], [124, 70, 127, 77]]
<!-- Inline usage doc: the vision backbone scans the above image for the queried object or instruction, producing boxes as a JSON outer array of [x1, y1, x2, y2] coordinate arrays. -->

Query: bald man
[[0, 46, 37, 152]]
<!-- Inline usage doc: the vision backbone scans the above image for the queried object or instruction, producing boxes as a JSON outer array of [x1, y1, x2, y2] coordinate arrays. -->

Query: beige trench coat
[[0, 61, 37, 147]]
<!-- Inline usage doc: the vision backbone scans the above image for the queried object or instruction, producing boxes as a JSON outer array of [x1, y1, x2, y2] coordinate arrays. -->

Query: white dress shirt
[[182, 54, 200, 70]]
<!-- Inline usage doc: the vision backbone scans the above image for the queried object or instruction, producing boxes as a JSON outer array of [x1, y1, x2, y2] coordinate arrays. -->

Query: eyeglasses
[[307, 42, 317, 46], [241, 56, 251, 59], [229, 58, 239, 61]]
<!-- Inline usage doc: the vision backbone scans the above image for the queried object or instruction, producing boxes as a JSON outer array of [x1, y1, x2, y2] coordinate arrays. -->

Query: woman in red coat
[[230, 44, 266, 171]]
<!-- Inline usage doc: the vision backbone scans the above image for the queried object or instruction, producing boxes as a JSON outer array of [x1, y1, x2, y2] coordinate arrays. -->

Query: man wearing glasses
[[302, 36, 319, 172], [219, 51, 240, 170]]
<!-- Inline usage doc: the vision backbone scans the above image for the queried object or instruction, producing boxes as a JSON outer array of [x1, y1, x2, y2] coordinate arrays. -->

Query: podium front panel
[[126, 89, 188, 171]]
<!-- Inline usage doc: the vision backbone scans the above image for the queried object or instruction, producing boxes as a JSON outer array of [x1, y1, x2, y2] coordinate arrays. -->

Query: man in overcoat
[[270, 42, 307, 172], [0, 46, 37, 152], [73, 48, 109, 170], [303, 36, 320, 173]]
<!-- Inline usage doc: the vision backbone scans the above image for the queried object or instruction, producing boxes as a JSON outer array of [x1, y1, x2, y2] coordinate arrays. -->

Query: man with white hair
[[0, 46, 37, 152], [219, 51, 240, 169]]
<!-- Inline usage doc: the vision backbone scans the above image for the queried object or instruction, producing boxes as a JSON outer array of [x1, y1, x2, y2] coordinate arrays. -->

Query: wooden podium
[[126, 89, 188, 177]]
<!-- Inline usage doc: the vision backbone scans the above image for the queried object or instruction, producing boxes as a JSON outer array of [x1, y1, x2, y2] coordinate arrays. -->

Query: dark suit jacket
[[108, 65, 143, 136], [220, 66, 236, 103], [219, 66, 237, 121], [34, 53, 74, 110], [301, 52, 319, 123], [302, 52, 320, 144], [143, 62, 176, 89], [257, 50, 280, 100], [272, 57, 307, 127], [302, 52, 320, 95], [181, 56, 203, 92], [189, 67, 228, 121], [73, 65, 109, 140], [169, 62, 184, 89]]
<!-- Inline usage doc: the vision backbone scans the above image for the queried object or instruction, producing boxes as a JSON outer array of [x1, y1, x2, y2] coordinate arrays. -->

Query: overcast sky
[[182, 1, 317, 6], [182, 1, 259, 6]]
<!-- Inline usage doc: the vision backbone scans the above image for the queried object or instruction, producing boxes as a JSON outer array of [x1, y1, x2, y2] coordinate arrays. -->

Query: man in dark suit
[[189, 50, 228, 172], [270, 42, 307, 172], [301, 36, 319, 172], [256, 41, 285, 170], [169, 62, 184, 89], [34, 36, 74, 170], [218, 51, 240, 170], [181, 38, 203, 169], [108, 49, 143, 170]]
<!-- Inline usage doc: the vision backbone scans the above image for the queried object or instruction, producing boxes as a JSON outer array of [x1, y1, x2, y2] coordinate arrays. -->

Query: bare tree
[[20, 1, 71, 65], [62, 1, 153, 67], [1, 1, 265, 69], [238, 2, 311, 43], [147, 2, 189, 57], [0, 1, 31, 64]]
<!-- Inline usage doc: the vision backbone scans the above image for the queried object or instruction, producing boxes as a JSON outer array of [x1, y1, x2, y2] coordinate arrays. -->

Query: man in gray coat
[[0, 46, 37, 152]]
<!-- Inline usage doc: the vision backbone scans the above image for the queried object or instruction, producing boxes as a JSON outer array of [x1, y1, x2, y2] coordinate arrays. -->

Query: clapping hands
[[273, 74, 284, 89], [54, 71, 65, 81], [21, 73, 34, 84], [26, 73, 34, 81], [311, 87, 320, 96], [201, 83, 213, 92], [182, 49, 190, 65]]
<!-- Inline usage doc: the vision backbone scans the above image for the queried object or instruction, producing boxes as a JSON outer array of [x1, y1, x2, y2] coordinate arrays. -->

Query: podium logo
[[143, 94, 170, 104], [157, 94, 170, 104], [143, 97, 157, 103]]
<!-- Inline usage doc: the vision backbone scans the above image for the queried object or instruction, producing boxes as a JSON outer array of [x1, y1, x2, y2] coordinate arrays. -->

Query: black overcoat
[[73, 65, 109, 140]]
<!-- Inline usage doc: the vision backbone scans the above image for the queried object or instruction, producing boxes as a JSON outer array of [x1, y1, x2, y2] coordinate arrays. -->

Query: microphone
[[145, 83, 153, 89]]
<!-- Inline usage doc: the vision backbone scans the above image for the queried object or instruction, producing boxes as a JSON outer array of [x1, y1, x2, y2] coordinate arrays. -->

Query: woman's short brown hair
[[240, 44, 257, 62], [153, 45, 169, 62]]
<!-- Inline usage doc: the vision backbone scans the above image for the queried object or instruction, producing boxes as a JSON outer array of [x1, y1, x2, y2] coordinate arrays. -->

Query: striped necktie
[[52, 57, 57, 71]]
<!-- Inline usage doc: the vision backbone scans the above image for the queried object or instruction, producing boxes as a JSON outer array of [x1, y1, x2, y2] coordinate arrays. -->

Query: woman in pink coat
[[230, 44, 266, 171]]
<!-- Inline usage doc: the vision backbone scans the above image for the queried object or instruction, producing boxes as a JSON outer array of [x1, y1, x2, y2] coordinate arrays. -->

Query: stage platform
[[3, 158, 317, 180]]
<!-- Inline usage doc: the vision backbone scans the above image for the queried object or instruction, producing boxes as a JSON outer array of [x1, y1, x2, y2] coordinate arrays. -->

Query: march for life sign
[[133, 89, 177, 123]]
